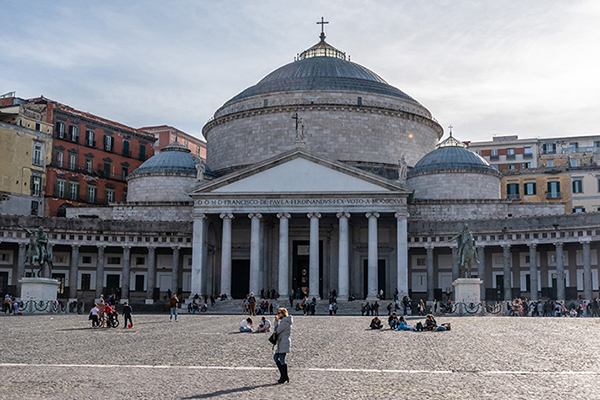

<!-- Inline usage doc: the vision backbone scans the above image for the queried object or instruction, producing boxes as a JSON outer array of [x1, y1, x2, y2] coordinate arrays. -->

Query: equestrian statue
[[19, 225, 53, 278], [450, 224, 479, 278]]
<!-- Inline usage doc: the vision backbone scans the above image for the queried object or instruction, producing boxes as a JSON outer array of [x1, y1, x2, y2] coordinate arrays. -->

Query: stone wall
[[127, 174, 196, 202], [408, 199, 565, 222], [204, 90, 442, 173], [66, 203, 193, 222], [408, 171, 501, 200]]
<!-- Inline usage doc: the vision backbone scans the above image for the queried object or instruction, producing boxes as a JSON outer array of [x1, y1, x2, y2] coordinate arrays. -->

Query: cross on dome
[[317, 17, 329, 40]]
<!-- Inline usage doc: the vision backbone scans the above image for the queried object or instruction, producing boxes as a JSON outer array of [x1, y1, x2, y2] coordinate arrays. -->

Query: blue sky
[[1, 1, 599, 142]]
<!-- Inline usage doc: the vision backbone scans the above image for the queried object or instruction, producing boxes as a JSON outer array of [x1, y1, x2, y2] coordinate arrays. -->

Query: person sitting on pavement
[[239, 317, 253, 332], [397, 316, 413, 331], [424, 314, 437, 331], [436, 322, 452, 331], [370, 316, 383, 329], [388, 312, 399, 329], [257, 316, 271, 332]]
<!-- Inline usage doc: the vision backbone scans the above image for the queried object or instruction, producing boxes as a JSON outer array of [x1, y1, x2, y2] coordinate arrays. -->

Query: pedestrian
[[90, 303, 100, 328], [122, 302, 133, 328], [170, 294, 179, 321], [248, 292, 257, 316], [273, 307, 292, 384], [332, 302, 338, 316]]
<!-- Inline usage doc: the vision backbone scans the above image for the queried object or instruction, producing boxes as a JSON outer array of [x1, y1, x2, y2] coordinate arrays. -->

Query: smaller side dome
[[128, 140, 211, 178]]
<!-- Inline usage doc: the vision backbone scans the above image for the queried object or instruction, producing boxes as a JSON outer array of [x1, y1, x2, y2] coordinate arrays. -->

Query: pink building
[[141, 125, 206, 160]]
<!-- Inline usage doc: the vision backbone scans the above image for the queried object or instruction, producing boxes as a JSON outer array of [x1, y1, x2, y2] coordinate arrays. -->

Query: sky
[[1, 1, 599, 143]]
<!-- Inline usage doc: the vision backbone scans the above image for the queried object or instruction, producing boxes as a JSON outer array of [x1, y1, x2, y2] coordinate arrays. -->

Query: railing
[[490, 155, 500, 161], [506, 154, 516, 160], [15, 300, 86, 314], [506, 194, 521, 201], [546, 192, 562, 199], [523, 153, 533, 159]]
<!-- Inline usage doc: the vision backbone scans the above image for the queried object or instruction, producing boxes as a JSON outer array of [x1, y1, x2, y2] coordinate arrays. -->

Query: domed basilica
[[56, 27, 599, 306]]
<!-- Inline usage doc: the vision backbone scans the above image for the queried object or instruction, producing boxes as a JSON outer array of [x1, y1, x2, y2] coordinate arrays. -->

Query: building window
[[104, 135, 114, 151], [103, 161, 111, 177], [139, 143, 146, 160], [121, 166, 128, 180], [543, 143, 556, 154], [123, 190, 127, 202], [32, 143, 43, 166], [508, 163, 515, 169], [69, 154, 76, 170], [524, 147, 532, 155], [107, 256, 121, 265], [573, 179, 583, 193], [573, 206, 585, 213], [570, 142, 579, 153], [491, 149, 498, 156], [597, 178, 600, 193], [56, 122, 66, 139], [81, 273, 91, 291], [507, 148, 514, 155], [86, 130, 95, 147], [570, 158, 578, 167], [524, 182, 536, 196], [31, 176, 41, 197], [30, 201, 39, 216], [69, 125, 79, 142], [547, 181, 561, 198], [57, 180, 66, 198], [70, 183, 79, 200], [123, 140, 130, 157], [85, 159, 93, 174], [87, 186, 97, 203], [506, 183, 520, 200], [547, 160, 553, 167], [106, 189, 115, 203], [56, 151, 63, 168]]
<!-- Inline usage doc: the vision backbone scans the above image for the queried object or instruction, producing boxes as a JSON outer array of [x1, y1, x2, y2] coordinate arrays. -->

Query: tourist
[[248, 292, 257, 316], [12, 300, 19, 315], [257, 316, 271, 332], [240, 317, 253, 332], [310, 297, 317, 316], [122, 302, 133, 329], [170, 294, 179, 322], [90, 304, 100, 328], [436, 323, 452, 331], [273, 307, 292, 384], [370, 316, 382, 329], [418, 299, 425, 316], [402, 296, 411, 316], [373, 301, 379, 316], [433, 299, 438, 315], [4, 294, 12, 314], [328, 302, 333, 315], [386, 302, 392, 316], [360, 303, 366, 316], [388, 312, 399, 329], [104, 302, 115, 328], [332, 302, 338, 316], [424, 314, 437, 331], [397, 316, 412, 331]]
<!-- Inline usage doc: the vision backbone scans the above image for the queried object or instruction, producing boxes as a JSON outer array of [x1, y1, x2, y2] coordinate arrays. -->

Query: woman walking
[[273, 307, 292, 384]]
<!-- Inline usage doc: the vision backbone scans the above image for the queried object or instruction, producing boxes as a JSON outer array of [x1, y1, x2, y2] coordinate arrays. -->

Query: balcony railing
[[506, 154, 516, 160], [506, 194, 521, 200], [546, 192, 562, 199], [523, 153, 533, 159], [490, 155, 499, 161]]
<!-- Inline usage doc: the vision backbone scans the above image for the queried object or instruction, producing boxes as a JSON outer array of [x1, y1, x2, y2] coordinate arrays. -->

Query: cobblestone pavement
[[1, 313, 599, 399]]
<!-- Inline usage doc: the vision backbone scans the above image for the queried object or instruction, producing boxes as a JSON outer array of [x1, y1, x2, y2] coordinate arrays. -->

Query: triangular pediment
[[190, 148, 412, 196]]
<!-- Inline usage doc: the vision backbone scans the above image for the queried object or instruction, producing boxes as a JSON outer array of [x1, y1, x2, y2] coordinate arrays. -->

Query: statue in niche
[[398, 155, 407, 181], [195, 162, 205, 181]]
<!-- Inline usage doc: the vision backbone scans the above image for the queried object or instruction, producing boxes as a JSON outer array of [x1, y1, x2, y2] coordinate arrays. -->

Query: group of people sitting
[[370, 312, 451, 332], [239, 316, 272, 333]]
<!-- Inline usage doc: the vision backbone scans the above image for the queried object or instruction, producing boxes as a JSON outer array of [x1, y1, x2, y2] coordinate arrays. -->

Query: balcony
[[506, 193, 521, 201], [490, 155, 499, 161], [523, 153, 533, 159], [546, 192, 562, 199], [506, 154, 516, 160]]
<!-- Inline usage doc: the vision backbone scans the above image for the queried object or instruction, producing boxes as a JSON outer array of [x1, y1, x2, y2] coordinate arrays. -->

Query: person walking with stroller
[[273, 307, 292, 384]]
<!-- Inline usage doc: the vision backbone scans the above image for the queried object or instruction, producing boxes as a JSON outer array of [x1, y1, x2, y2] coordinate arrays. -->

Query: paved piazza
[[0, 313, 599, 399]]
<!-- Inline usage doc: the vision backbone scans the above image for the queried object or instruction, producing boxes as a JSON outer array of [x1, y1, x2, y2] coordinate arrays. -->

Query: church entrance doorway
[[106, 274, 120, 299], [292, 241, 323, 298], [0, 272, 8, 296], [363, 259, 386, 299], [231, 259, 250, 299]]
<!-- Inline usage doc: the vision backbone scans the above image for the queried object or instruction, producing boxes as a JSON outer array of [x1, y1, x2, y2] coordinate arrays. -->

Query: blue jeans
[[170, 307, 178, 321], [239, 327, 252, 332], [273, 353, 287, 365]]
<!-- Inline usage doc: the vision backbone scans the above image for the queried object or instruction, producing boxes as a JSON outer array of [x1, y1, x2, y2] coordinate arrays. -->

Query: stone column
[[502, 244, 512, 301], [426, 245, 434, 302], [277, 213, 291, 299], [121, 245, 131, 302], [307, 212, 321, 299], [395, 211, 409, 298], [69, 245, 80, 301], [220, 213, 234, 298], [582, 240, 592, 301], [477, 246, 485, 300], [451, 245, 459, 281], [366, 212, 380, 300], [336, 212, 350, 300], [248, 213, 262, 295], [146, 246, 156, 304], [191, 213, 207, 298], [95, 245, 106, 299], [171, 246, 180, 295], [16, 242, 27, 296], [555, 242, 565, 301], [529, 243, 538, 301]]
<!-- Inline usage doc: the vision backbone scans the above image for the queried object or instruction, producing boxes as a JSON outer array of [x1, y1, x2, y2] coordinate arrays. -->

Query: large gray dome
[[225, 55, 418, 105]]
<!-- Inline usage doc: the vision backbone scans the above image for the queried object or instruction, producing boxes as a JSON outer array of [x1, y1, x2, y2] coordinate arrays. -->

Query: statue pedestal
[[19, 277, 60, 302], [452, 278, 482, 316]]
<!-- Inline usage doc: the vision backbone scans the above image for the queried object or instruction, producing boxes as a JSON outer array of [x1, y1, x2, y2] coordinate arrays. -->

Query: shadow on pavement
[[182, 383, 279, 399]]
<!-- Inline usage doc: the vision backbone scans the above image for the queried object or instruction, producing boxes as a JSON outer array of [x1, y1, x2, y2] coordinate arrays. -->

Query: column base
[[145, 299, 154, 305]]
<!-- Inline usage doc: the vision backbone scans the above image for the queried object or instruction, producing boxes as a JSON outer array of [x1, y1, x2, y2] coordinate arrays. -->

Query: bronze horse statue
[[451, 224, 479, 278], [20, 225, 54, 277]]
